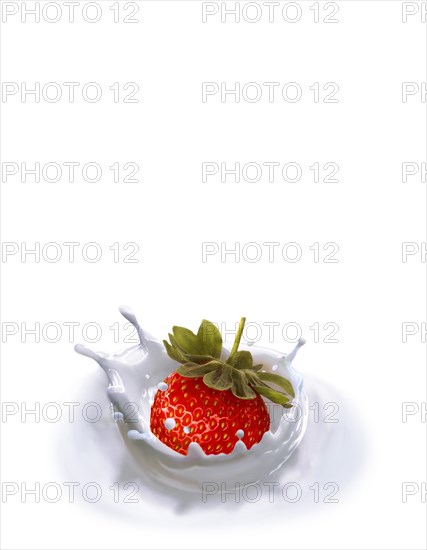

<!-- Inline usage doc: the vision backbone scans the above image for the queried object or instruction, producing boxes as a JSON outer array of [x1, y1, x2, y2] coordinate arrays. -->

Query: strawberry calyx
[[163, 317, 295, 407]]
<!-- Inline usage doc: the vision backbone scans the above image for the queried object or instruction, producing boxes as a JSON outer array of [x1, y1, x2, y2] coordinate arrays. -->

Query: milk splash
[[75, 307, 308, 493]]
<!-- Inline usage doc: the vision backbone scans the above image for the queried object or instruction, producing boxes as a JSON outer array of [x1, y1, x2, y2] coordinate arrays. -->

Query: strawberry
[[150, 373, 271, 455], [150, 317, 295, 456]]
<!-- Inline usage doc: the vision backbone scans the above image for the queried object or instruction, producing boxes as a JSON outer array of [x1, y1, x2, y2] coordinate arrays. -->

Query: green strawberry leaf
[[163, 340, 187, 363], [165, 333, 216, 365], [170, 320, 222, 359], [177, 360, 223, 378], [251, 385, 292, 406], [197, 320, 223, 358], [179, 353, 217, 364], [227, 350, 253, 369], [231, 369, 256, 399], [241, 369, 261, 386], [257, 372, 295, 398], [203, 365, 233, 390], [172, 326, 204, 355], [252, 364, 264, 371], [163, 317, 302, 408]]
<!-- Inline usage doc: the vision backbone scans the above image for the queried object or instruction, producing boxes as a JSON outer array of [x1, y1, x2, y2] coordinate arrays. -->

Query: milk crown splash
[[75, 307, 308, 492]]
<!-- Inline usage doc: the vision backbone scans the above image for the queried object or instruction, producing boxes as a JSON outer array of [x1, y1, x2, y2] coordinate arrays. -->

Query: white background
[[1, 1, 426, 549]]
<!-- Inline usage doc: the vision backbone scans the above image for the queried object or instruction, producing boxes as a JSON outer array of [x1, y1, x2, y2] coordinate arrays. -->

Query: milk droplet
[[236, 429, 244, 439], [183, 426, 191, 434], [113, 412, 124, 422], [145, 374, 150, 380], [164, 418, 176, 430], [157, 382, 168, 391], [272, 364, 278, 372]]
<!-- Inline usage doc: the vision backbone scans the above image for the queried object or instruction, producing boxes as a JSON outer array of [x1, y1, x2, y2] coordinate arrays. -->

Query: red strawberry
[[150, 372, 270, 455], [150, 317, 295, 456]]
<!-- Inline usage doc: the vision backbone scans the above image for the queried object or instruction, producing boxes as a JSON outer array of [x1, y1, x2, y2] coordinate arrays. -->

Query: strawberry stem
[[230, 317, 246, 358]]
